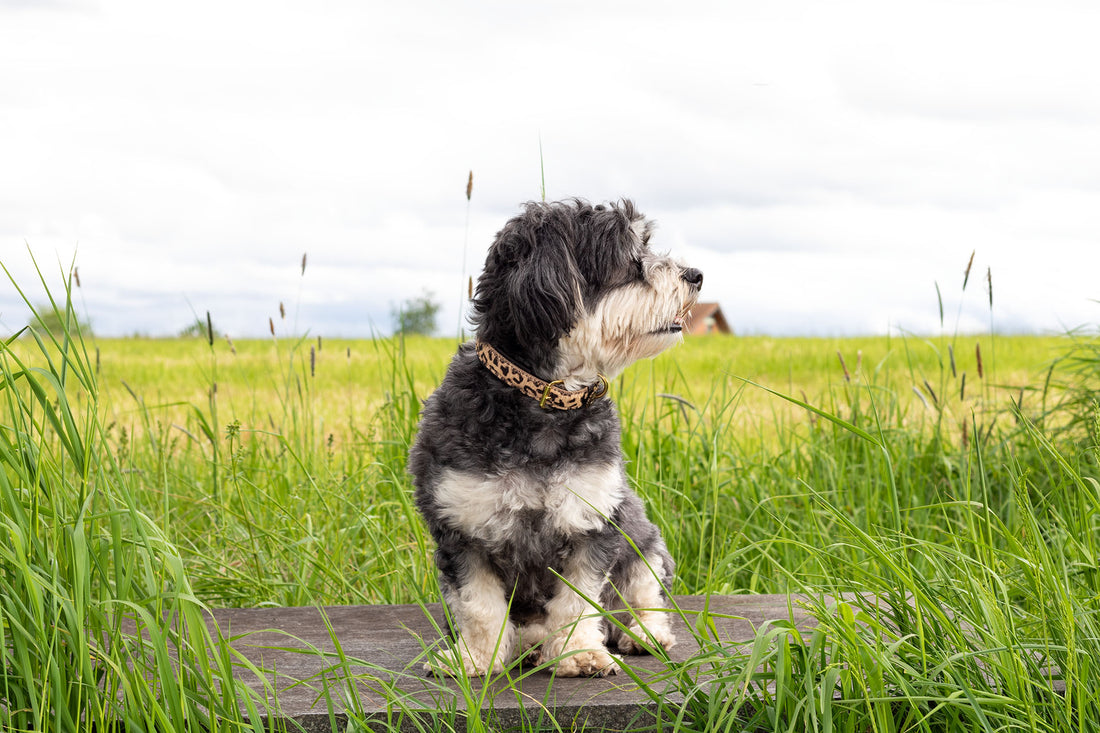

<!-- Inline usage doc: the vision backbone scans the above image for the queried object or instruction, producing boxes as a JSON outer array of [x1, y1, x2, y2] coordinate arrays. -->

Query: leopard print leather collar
[[475, 340, 609, 411]]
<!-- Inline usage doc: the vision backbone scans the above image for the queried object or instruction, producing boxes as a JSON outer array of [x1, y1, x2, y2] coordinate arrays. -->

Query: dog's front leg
[[540, 546, 619, 677], [429, 555, 517, 677]]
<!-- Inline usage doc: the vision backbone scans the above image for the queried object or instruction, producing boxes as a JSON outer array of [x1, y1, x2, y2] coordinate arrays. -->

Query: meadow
[[2, 279, 1099, 731]]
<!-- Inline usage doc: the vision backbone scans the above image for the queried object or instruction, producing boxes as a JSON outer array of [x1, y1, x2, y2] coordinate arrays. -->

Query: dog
[[408, 199, 702, 677]]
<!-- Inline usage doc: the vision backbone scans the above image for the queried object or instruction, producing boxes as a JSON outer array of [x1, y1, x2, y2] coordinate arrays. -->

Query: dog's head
[[470, 199, 703, 387]]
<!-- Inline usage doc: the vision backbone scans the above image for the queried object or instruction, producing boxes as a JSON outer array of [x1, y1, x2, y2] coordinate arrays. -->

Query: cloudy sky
[[2, 0, 1098, 339]]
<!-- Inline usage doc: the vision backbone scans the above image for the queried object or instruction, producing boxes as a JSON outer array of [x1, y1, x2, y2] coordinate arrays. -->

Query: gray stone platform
[[206, 595, 819, 732]]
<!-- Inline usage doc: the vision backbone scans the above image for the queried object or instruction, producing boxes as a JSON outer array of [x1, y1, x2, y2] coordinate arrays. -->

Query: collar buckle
[[539, 379, 565, 409]]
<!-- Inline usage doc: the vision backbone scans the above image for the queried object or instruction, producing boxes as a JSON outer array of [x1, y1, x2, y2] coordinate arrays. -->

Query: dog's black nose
[[681, 268, 704, 287]]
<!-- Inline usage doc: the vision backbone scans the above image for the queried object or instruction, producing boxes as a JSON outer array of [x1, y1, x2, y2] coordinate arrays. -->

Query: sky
[[2, 0, 1099, 339]]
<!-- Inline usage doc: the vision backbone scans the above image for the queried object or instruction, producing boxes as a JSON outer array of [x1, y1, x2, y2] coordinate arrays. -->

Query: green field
[[3, 289, 1099, 731], [89, 330, 1065, 447]]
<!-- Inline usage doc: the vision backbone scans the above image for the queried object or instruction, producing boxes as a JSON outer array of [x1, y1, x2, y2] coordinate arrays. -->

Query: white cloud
[[2, 0, 1098, 338]]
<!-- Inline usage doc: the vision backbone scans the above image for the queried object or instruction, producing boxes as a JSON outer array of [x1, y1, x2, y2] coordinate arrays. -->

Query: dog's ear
[[471, 203, 580, 366], [504, 208, 579, 352]]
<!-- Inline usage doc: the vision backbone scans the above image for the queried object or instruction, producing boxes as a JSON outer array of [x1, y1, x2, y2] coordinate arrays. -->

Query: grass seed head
[[466, 171, 473, 201], [279, 302, 286, 320], [963, 250, 975, 291], [74, 267, 81, 288], [837, 351, 850, 382], [935, 280, 944, 327], [301, 252, 307, 276], [976, 342, 984, 379], [923, 378, 939, 406], [269, 317, 275, 337]]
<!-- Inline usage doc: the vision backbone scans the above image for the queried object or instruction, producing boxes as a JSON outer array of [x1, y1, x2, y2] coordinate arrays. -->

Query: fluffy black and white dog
[[408, 199, 702, 677]]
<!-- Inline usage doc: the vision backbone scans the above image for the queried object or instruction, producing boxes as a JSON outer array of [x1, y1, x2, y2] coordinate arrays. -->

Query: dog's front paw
[[554, 649, 620, 677], [423, 647, 504, 677], [618, 622, 676, 655]]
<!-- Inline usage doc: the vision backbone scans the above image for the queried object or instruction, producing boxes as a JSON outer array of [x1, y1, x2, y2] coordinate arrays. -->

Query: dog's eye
[[614, 260, 646, 289]]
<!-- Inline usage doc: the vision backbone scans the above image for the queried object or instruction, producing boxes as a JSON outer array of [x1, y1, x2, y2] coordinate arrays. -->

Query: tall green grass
[[614, 320, 1100, 730], [0, 263, 286, 731], [2, 259, 1098, 731]]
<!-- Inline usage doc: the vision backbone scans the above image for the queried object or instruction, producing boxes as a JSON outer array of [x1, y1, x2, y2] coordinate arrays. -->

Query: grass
[[86, 332, 1063, 439], [2, 260, 1098, 731]]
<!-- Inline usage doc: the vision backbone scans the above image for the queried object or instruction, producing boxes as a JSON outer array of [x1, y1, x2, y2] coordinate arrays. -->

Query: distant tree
[[179, 314, 217, 341], [27, 303, 93, 338], [392, 291, 440, 336]]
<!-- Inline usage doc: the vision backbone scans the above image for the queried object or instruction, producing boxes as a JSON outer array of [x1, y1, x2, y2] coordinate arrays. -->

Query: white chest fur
[[434, 463, 625, 543]]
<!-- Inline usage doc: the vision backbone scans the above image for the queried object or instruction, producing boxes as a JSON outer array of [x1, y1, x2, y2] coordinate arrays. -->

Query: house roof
[[684, 302, 731, 335]]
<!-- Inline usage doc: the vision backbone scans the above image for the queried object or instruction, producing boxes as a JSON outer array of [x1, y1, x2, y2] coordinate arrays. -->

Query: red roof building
[[684, 302, 732, 335]]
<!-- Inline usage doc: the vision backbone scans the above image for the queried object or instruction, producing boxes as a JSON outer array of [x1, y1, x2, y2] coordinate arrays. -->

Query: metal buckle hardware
[[539, 379, 565, 408]]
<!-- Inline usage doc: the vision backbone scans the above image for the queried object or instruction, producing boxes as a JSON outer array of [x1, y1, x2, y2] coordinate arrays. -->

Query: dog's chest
[[434, 463, 624, 543]]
